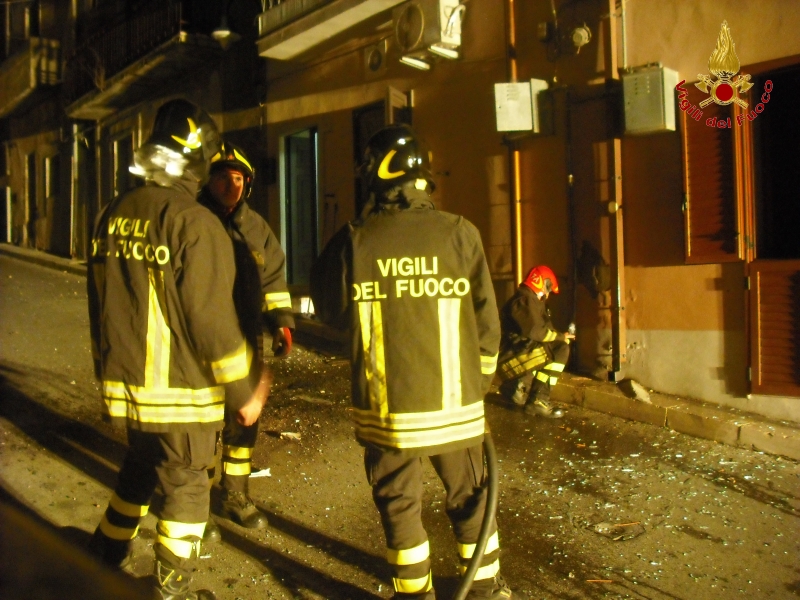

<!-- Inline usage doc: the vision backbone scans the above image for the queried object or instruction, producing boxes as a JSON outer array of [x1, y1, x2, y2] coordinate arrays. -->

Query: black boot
[[86, 528, 132, 569], [155, 559, 215, 600], [202, 518, 221, 544], [220, 490, 268, 529]]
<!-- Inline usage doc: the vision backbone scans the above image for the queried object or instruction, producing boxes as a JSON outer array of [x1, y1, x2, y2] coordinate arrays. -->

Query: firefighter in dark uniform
[[196, 141, 294, 538], [497, 266, 575, 418], [311, 124, 512, 600], [86, 99, 267, 600]]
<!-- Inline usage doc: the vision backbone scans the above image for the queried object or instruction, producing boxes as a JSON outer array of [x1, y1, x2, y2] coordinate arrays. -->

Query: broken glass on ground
[[590, 521, 646, 541]]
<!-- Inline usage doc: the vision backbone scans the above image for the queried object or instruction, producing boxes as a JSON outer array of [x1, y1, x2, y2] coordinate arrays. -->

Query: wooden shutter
[[681, 102, 744, 263], [749, 260, 800, 396]]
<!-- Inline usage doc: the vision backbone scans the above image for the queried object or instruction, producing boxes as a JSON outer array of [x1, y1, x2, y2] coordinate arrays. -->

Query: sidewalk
[[4, 242, 799, 462]]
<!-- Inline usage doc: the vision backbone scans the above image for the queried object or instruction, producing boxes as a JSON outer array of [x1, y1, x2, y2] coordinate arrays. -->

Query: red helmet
[[522, 265, 559, 295]]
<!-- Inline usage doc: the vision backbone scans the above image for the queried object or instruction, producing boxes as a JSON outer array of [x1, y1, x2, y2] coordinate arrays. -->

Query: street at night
[[1, 255, 798, 600]]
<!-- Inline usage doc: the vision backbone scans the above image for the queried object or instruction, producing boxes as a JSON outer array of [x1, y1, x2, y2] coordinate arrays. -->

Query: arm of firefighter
[[174, 208, 254, 411], [512, 295, 557, 343], [465, 223, 501, 395], [259, 220, 295, 333], [310, 224, 352, 330], [237, 363, 272, 426]]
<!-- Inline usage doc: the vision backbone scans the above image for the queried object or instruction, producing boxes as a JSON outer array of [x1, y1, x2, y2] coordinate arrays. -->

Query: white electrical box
[[494, 79, 550, 133], [623, 66, 679, 134]]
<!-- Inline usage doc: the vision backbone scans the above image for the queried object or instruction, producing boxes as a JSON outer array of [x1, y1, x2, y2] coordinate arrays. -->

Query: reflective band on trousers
[[387, 540, 430, 565], [393, 571, 433, 594]]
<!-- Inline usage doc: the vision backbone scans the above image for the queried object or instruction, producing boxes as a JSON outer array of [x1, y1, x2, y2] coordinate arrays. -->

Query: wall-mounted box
[[622, 65, 679, 134], [494, 79, 551, 133]]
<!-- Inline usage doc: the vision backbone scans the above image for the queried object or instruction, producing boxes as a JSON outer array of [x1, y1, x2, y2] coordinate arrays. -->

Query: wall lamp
[[428, 44, 459, 59], [400, 55, 432, 70]]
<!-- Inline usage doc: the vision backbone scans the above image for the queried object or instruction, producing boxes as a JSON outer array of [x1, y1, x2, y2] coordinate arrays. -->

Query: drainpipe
[[70, 124, 78, 258], [506, 0, 523, 285]]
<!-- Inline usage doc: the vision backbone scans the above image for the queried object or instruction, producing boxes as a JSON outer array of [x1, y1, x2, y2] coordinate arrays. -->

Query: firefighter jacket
[[498, 285, 564, 380], [197, 188, 294, 365], [87, 176, 253, 433], [311, 185, 501, 456]]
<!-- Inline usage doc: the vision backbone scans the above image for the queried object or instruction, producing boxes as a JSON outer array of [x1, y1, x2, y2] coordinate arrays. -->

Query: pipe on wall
[[506, 0, 523, 286]]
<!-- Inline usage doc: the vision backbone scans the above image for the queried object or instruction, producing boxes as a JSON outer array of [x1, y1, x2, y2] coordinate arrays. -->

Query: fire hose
[[452, 429, 499, 600]]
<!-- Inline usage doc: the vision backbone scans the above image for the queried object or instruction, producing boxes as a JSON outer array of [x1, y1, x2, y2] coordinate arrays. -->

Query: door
[[284, 128, 319, 286]]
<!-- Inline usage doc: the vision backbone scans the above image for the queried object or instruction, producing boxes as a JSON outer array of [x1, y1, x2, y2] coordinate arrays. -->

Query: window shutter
[[749, 260, 800, 396], [681, 102, 743, 263]]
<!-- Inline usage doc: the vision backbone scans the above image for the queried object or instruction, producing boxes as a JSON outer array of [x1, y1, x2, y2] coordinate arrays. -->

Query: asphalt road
[[1, 255, 798, 600]]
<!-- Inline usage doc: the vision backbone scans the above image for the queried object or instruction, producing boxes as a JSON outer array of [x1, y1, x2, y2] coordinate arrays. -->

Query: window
[[283, 128, 319, 286]]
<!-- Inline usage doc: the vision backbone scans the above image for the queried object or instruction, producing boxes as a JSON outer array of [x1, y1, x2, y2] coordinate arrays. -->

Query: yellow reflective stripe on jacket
[[145, 269, 170, 388], [103, 380, 224, 424], [353, 402, 485, 450], [210, 341, 250, 384], [543, 329, 558, 342], [109, 493, 149, 518], [359, 301, 389, 417], [264, 291, 292, 311], [458, 532, 499, 559], [439, 298, 462, 410], [387, 540, 430, 566], [480, 353, 498, 375]]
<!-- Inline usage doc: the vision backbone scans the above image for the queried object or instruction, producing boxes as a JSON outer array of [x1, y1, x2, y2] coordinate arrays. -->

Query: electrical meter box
[[622, 66, 679, 134], [494, 79, 551, 133]]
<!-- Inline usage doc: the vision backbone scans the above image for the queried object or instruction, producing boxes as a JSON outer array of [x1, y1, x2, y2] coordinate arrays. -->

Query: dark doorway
[[753, 65, 800, 259], [26, 153, 36, 247], [284, 128, 318, 286], [113, 134, 136, 199], [352, 101, 386, 218]]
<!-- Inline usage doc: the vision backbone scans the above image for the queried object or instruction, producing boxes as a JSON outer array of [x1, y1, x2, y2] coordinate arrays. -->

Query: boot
[[392, 591, 436, 600], [499, 379, 528, 407], [524, 397, 564, 418], [155, 559, 216, 600], [219, 490, 268, 529], [86, 528, 131, 569], [465, 574, 513, 600], [202, 518, 221, 544]]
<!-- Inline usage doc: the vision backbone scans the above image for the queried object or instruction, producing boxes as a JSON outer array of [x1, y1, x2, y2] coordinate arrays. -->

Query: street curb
[[0, 243, 87, 277], [553, 375, 800, 461]]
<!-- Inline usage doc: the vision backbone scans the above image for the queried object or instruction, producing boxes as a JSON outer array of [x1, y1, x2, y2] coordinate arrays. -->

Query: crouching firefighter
[[86, 99, 268, 600], [197, 141, 294, 539], [311, 124, 513, 600], [497, 266, 575, 418]]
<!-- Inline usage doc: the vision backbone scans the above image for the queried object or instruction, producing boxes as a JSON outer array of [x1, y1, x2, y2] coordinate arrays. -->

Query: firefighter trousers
[[94, 428, 216, 570], [365, 443, 502, 597], [499, 339, 570, 403], [212, 412, 260, 494]]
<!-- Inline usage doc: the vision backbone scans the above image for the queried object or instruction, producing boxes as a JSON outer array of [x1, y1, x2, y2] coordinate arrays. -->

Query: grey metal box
[[623, 66, 679, 134]]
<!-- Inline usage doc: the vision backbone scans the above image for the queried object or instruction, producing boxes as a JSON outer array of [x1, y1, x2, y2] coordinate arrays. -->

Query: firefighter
[[311, 124, 512, 600], [496, 266, 575, 418], [196, 141, 294, 538], [86, 99, 268, 600]]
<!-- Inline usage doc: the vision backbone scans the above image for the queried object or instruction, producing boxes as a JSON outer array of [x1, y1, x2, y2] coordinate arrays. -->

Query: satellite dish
[[394, 3, 425, 53]]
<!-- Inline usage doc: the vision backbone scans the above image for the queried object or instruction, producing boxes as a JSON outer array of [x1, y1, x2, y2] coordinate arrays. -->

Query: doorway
[[283, 128, 319, 286]]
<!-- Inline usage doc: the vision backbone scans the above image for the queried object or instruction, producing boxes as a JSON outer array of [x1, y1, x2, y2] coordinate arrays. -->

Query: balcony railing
[[63, 3, 182, 107], [0, 37, 61, 118]]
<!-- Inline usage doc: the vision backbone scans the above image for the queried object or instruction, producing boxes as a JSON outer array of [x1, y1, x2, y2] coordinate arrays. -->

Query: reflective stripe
[[99, 514, 139, 540], [549, 376, 559, 386], [387, 540, 430, 566], [103, 380, 225, 424], [210, 341, 250, 384], [546, 361, 565, 372], [354, 405, 485, 450], [439, 298, 462, 410], [109, 493, 149, 518], [353, 401, 484, 429], [145, 269, 170, 388], [223, 461, 251, 476], [535, 371, 549, 383], [158, 520, 206, 540], [458, 532, 499, 559], [223, 446, 253, 459], [498, 347, 547, 380], [157, 535, 197, 560], [393, 572, 433, 594], [358, 301, 388, 417], [543, 329, 558, 342], [480, 353, 498, 375], [264, 291, 292, 311], [459, 559, 500, 580]]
